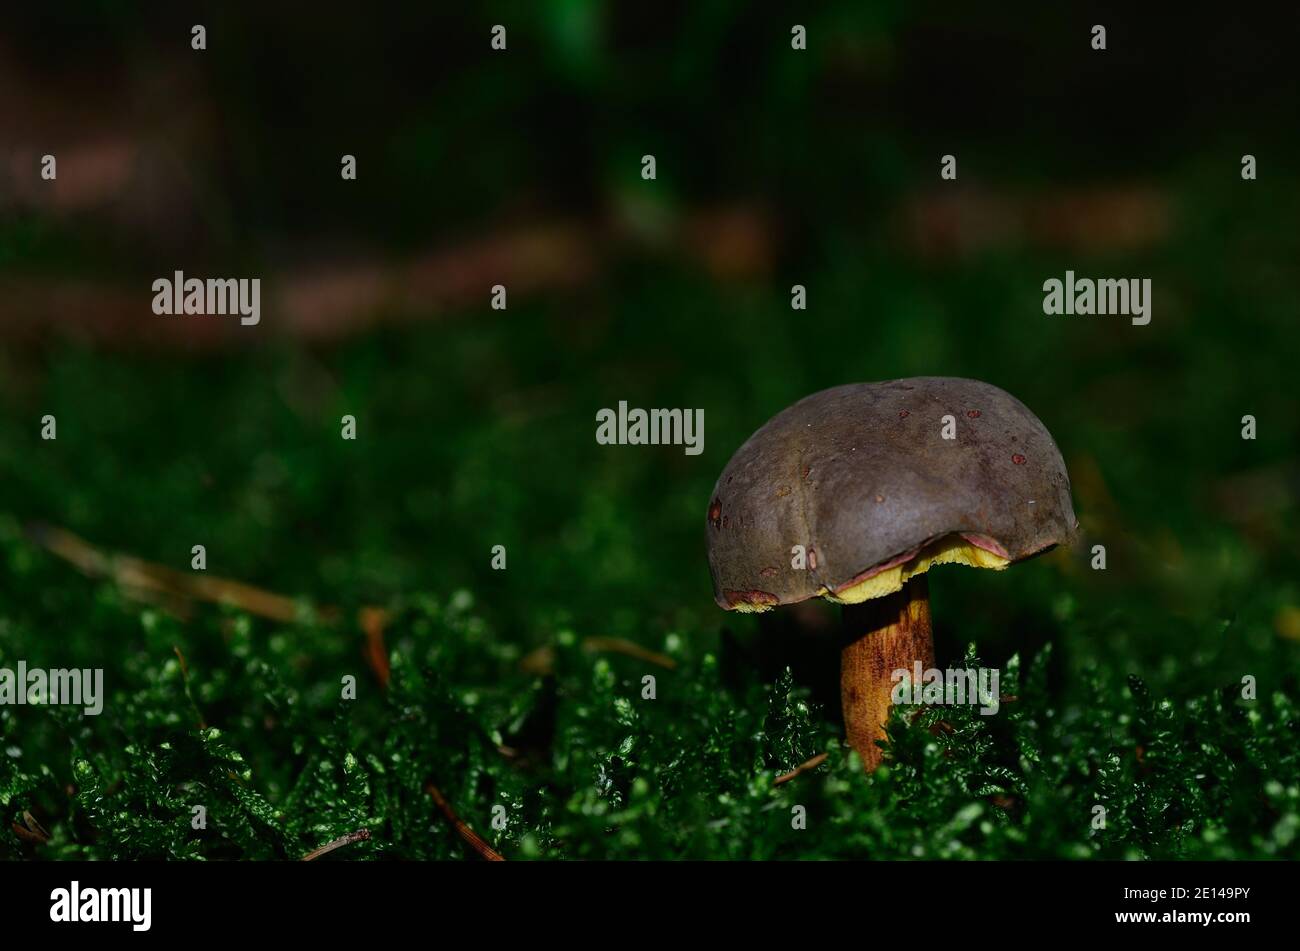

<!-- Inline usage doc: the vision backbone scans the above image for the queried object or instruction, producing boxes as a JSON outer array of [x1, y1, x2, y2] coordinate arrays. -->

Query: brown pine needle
[[521, 637, 678, 675], [359, 606, 391, 688], [172, 645, 190, 679], [26, 523, 397, 684], [12, 810, 51, 845], [301, 828, 372, 862], [425, 782, 505, 861], [774, 752, 828, 786], [582, 636, 677, 669], [27, 523, 319, 622], [172, 645, 207, 730]]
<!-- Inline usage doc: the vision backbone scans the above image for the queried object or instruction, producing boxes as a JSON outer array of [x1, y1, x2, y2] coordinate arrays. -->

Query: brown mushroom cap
[[707, 377, 1077, 611]]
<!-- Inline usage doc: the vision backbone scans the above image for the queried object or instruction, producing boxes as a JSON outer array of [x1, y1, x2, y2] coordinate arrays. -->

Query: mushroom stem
[[839, 574, 934, 771]]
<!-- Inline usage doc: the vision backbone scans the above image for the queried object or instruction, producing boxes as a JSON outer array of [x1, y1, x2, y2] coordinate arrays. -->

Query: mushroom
[[706, 377, 1077, 770]]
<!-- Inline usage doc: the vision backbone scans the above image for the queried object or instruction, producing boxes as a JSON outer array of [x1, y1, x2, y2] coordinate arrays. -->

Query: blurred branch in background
[[902, 184, 1174, 258], [0, 205, 773, 348]]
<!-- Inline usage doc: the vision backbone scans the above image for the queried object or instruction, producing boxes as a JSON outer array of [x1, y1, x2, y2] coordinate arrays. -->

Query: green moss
[[1, 3, 1298, 861], [3, 530, 1298, 860]]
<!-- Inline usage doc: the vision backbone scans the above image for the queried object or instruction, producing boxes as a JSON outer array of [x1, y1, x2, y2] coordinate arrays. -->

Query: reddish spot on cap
[[967, 410, 981, 418], [898, 410, 910, 419], [801, 465, 812, 480], [808, 548, 818, 569], [874, 494, 885, 503], [1012, 453, 1027, 465], [760, 566, 778, 578], [709, 498, 723, 528]]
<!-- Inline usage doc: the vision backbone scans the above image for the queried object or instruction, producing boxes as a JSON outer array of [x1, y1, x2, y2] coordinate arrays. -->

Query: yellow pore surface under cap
[[823, 536, 1010, 604], [729, 535, 1011, 612]]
